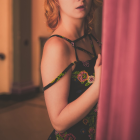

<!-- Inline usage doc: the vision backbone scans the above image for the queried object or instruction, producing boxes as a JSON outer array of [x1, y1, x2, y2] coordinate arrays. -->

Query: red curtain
[[96, 0, 140, 140]]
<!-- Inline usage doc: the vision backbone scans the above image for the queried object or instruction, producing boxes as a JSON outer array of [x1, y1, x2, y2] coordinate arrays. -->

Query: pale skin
[[41, 0, 102, 133]]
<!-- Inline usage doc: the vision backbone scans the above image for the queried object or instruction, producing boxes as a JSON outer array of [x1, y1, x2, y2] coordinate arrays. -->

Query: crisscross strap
[[88, 34, 98, 58], [43, 61, 77, 91], [43, 34, 99, 91], [90, 33, 102, 49], [74, 46, 95, 57], [48, 34, 89, 61], [48, 34, 73, 44], [48, 34, 87, 48]]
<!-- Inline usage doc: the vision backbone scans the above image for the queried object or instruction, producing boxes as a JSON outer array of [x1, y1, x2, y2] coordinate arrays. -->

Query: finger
[[99, 54, 102, 65], [98, 54, 102, 65], [95, 54, 101, 66]]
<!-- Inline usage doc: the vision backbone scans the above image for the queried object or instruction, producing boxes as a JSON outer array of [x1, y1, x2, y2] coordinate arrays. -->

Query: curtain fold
[[96, 0, 140, 140]]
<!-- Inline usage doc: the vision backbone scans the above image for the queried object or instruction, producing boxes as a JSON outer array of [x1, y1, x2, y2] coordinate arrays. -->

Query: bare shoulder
[[42, 36, 70, 59], [40, 36, 73, 127], [41, 36, 71, 87], [41, 36, 71, 68]]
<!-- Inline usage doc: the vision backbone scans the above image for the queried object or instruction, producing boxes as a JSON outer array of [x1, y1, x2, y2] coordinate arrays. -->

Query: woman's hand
[[94, 54, 102, 88]]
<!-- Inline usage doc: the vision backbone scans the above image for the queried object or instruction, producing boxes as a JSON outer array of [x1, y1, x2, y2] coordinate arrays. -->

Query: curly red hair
[[44, 0, 102, 34]]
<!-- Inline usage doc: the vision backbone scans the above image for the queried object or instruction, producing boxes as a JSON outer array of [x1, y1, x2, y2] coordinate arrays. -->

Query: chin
[[74, 14, 87, 19]]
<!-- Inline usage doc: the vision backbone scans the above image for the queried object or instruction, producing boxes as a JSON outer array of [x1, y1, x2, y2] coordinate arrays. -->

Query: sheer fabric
[[43, 33, 101, 140]]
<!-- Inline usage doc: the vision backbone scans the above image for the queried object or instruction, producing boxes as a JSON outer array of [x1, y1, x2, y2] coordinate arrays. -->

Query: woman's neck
[[56, 15, 86, 40]]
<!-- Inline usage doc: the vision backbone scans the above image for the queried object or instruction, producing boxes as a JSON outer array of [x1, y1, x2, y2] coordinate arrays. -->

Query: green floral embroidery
[[82, 107, 97, 127], [72, 71, 80, 79], [51, 79, 55, 84], [56, 72, 66, 82], [88, 127, 96, 140], [72, 71, 95, 86], [76, 70, 89, 82], [50, 71, 67, 85], [72, 71, 80, 75], [56, 132, 76, 140], [56, 136, 64, 140], [82, 106, 97, 139], [82, 105, 97, 139], [85, 82, 90, 86], [56, 132, 67, 140], [82, 118, 89, 125]]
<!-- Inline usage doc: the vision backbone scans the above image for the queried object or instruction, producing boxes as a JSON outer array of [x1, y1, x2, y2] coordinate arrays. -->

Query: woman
[[41, 0, 102, 139]]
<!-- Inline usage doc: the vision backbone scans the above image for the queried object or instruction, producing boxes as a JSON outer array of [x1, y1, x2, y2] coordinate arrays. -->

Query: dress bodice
[[42, 33, 102, 140]]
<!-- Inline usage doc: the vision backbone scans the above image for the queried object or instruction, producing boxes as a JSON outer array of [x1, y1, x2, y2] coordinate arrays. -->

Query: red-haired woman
[[41, 0, 102, 139]]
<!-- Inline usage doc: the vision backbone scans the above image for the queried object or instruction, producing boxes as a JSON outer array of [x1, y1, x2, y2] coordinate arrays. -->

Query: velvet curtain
[[96, 0, 140, 140]]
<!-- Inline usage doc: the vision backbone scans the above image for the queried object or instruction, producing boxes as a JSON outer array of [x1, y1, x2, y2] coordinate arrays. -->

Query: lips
[[76, 5, 85, 9]]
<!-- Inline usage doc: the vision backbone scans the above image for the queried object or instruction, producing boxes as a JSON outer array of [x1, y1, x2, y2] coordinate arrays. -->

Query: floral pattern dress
[[43, 33, 101, 140]]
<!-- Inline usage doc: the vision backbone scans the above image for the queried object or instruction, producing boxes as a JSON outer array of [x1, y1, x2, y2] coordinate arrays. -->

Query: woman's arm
[[41, 37, 102, 133]]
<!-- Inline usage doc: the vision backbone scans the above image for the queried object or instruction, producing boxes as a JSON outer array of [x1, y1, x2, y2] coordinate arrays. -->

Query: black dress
[[43, 33, 101, 140]]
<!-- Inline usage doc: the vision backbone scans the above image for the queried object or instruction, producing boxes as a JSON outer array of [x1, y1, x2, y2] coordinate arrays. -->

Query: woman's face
[[57, 0, 92, 19]]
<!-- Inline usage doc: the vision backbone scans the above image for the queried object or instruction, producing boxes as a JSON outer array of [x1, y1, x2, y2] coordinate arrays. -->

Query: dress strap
[[88, 34, 98, 58], [75, 46, 95, 57], [73, 34, 88, 42], [49, 34, 88, 44], [48, 34, 81, 61], [89, 33, 102, 49], [43, 61, 77, 91], [48, 34, 73, 44], [74, 47, 79, 61]]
